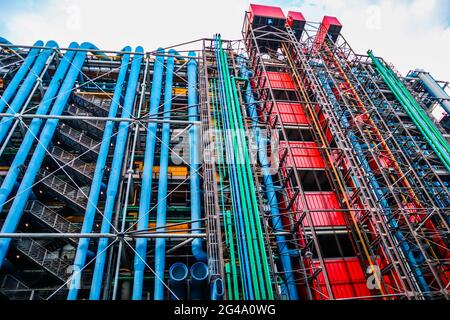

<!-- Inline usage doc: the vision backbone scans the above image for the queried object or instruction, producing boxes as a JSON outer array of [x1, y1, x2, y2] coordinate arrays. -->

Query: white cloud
[[2, 0, 449, 80], [282, 0, 450, 80], [2, 0, 251, 51]]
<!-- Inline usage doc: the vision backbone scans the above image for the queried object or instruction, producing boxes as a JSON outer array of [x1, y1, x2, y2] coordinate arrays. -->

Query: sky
[[0, 0, 449, 80]]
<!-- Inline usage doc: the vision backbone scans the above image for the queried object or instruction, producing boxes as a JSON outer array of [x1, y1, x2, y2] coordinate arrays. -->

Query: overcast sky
[[0, 0, 449, 80]]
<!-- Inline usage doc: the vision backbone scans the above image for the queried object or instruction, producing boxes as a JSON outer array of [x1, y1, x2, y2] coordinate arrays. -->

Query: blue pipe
[[0, 42, 105, 268], [414, 70, 450, 117], [0, 40, 58, 145], [211, 278, 224, 300], [89, 46, 144, 300], [188, 51, 207, 262], [214, 37, 253, 299], [239, 57, 299, 300], [0, 37, 18, 51], [169, 263, 189, 300], [190, 262, 209, 300], [318, 74, 430, 295], [131, 48, 165, 300], [0, 40, 44, 113], [153, 49, 177, 300], [67, 46, 132, 300], [0, 42, 78, 215]]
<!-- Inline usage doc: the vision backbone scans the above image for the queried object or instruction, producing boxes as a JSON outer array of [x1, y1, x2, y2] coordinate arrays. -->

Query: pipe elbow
[[122, 46, 132, 52], [44, 40, 59, 49], [79, 42, 108, 59], [192, 240, 207, 262], [188, 51, 197, 67], [0, 37, 12, 45], [68, 42, 79, 49], [34, 40, 45, 47], [167, 48, 178, 55], [135, 46, 144, 54]]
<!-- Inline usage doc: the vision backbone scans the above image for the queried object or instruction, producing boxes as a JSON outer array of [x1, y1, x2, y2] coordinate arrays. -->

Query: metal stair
[[0, 275, 39, 300], [37, 169, 88, 212], [24, 200, 81, 243], [65, 103, 105, 137], [56, 123, 100, 159], [49, 146, 95, 183], [13, 238, 70, 282], [71, 93, 111, 117]]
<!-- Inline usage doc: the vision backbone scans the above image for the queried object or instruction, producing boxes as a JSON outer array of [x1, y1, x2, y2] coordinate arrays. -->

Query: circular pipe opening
[[190, 262, 209, 281], [169, 263, 188, 282]]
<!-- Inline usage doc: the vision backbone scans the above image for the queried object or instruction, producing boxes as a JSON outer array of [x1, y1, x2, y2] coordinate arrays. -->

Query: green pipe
[[211, 78, 240, 299], [218, 43, 263, 299], [387, 69, 450, 155], [368, 51, 450, 172], [214, 78, 246, 299], [218, 42, 273, 299], [371, 52, 450, 157], [230, 77, 274, 300], [225, 210, 241, 300]]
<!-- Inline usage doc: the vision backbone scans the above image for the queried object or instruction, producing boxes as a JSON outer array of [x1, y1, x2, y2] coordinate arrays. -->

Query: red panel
[[314, 16, 343, 49], [261, 72, 296, 90], [271, 102, 309, 126], [318, 109, 333, 143], [322, 16, 343, 30], [298, 192, 346, 227], [287, 11, 305, 27], [287, 11, 305, 22], [314, 258, 372, 300], [249, 4, 285, 21], [279, 141, 325, 169]]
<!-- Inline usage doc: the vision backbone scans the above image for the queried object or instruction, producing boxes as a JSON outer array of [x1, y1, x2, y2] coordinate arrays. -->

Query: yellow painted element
[[152, 166, 188, 177], [78, 92, 114, 98], [173, 88, 188, 96], [134, 162, 188, 177], [127, 212, 189, 234], [148, 222, 189, 234]]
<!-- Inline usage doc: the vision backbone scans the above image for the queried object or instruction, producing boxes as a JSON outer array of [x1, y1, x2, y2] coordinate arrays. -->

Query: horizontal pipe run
[[0, 233, 207, 239], [0, 113, 202, 125], [1, 43, 201, 59]]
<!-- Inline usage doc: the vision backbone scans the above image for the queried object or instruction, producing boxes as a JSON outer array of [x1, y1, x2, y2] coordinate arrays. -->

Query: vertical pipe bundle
[[0, 42, 79, 215], [67, 46, 132, 300], [239, 57, 299, 300], [0, 42, 106, 268], [188, 51, 208, 262], [89, 47, 144, 300], [131, 48, 165, 300], [153, 49, 177, 300], [0, 40, 58, 144], [0, 40, 44, 114]]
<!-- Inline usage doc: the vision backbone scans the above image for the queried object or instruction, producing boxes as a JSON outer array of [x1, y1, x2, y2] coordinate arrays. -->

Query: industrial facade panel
[[260, 72, 296, 90], [314, 258, 372, 299], [297, 192, 346, 227], [279, 141, 326, 169], [271, 102, 309, 126], [249, 4, 286, 23]]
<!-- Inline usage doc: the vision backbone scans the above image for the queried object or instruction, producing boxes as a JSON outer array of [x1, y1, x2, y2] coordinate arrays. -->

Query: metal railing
[[14, 238, 70, 282], [25, 200, 80, 234], [51, 146, 95, 181]]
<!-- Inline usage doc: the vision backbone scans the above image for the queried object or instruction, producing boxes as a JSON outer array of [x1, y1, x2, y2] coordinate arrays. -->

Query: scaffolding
[[0, 4, 448, 301]]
